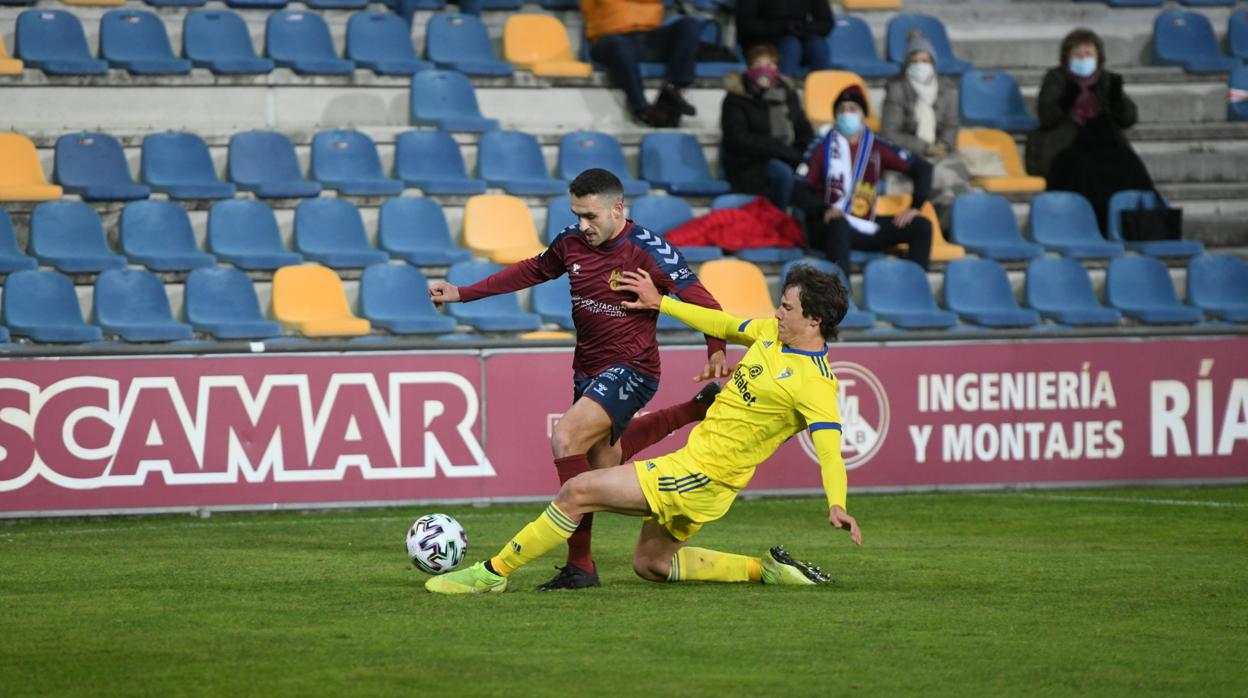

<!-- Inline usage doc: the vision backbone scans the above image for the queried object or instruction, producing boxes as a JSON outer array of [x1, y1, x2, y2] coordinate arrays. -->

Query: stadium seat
[[266, 11, 354, 76], [1104, 0, 1163, 6], [144, 0, 206, 7], [803, 70, 881, 131], [1024, 257, 1122, 326], [444, 260, 542, 332], [710, 193, 756, 210], [827, 15, 899, 78], [1105, 256, 1203, 325], [183, 11, 275, 75], [1231, 11, 1248, 61], [184, 267, 283, 339], [629, 195, 721, 263], [1180, 0, 1234, 5], [410, 70, 500, 132], [1105, 190, 1204, 258], [100, 10, 191, 75], [874, 195, 966, 262], [538, 0, 576, 7], [425, 14, 512, 77], [703, 193, 803, 264], [504, 15, 591, 78], [950, 193, 1043, 260], [1153, 10, 1240, 73], [689, 18, 744, 79], [62, 0, 124, 5], [311, 130, 404, 196], [0, 132, 63, 202], [378, 197, 472, 266], [1186, 254, 1248, 322], [862, 258, 958, 329], [394, 130, 486, 194], [557, 132, 649, 196], [140, 132, 236, 200], [698, 259, 775, 319], [781, 258, 875, 330], [0, 0, 36, 6], [226, 0, 288, 8], [347, 13, 431, 76], [293, 199, 390, 268], [1028, 192, 1125, 259], [531, 274, 575, 330], [119, 200, 216, 272], [228, 131, 322, 199], [1229, 67, 1248, 121], [54, 132, 151, 201], [0, 209, 36, 273], [956, 128, 1046, 193], [14, 10, 108, 75], [462, 194, 546, 264], [639, 133, 731, 197], [359, 263, 457, 334], [28, 201, 127, 273], [478, 131, 568, 196], [885, 15, 973, 76], [305, 0, 366, 9], [544, 194, 579, 245], [943, 258, 1040, 328], [207, 199, 303, 270], [0, 34, 24, 75], [94, 268, 194, 342], [842, 0, 901, 8], [2, 270, 103, 343], [272, 264, 371, 337], [959, 70, 1038, 132]]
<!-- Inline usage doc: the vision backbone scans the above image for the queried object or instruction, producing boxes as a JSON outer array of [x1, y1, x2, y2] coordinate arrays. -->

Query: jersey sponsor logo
[[748, 364, 764, 379], [669, 267, 693, 283], [731, 364, 759, 407], [799, 361, 889, 470]]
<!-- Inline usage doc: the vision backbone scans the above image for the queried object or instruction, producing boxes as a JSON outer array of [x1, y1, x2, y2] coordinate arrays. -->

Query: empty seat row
[[1153, 9, 1248, 74]]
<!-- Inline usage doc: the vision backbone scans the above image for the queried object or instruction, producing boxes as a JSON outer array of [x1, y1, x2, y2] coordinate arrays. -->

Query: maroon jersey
[[458, 220, 726, 379]]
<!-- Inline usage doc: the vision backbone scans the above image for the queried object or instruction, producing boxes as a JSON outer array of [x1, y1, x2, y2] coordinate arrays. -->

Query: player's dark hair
[[569, 168, 624, 200], [782, 264, 849, 342]]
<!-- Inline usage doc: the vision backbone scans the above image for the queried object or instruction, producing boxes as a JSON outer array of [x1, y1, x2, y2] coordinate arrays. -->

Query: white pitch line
[[1012, 493, 1248, 509]]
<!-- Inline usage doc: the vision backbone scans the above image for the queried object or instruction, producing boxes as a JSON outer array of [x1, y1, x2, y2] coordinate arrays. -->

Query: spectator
[[721, 44, 815, 210], [736, 0, 833, 79], [1026, 28, 1153, 233], [583, 0, 701, 128]]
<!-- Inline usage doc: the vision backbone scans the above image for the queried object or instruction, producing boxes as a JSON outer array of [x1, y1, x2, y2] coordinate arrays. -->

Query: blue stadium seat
[[532, 274, 575, 330], [545, 194, 576, 244], [1187, 254, 1248, 322], [14, 10, 108, 76], [183, 11, 274, 75], [959, 70, 1038, 132], [1153, 10, 1241, 73], [228, 131, 322, 199], [885, 15, 973, 76], [1231, 11, 1248, 61], [29, 201, 127, 273], [360, 263, 457, 334], [943, 258, 1040, 328], [207, 199, 303, 270], [306, 0, 367, 9], [1230, 67, 1248, 121], [558, 132, 649, 196], [862, 258, 958, 329], [311, 130, 404, 196], [828, 15, 900, 78], [144, 0, 206, 8], [141, 132, 237, 200], [781, 258, 875, 330], [2, 270, 103, 343], [705, 193, 802, 264], [347, 12, 432, 76], [1024, 257, 1122, 326], [378, 197, 472, 266], [539, 0, 577, 7], [0, 209, 37, 273], [120, 200, 217, 272], [266, 11, 354, 76], [394, 130, 486, 194], [185, 267, 283, 339], [425, 14, 513, 77], [1106, 256, 1203, 325], [100, 9, 191, 75], [478, 130, 568, 196], [0, 0, 39, 6], [690, 18, 744, 79], [294, 199, 390, 268], [950, 193, 1043, 260], [54, 132, 151, 202], [94, 268, 194, 342], [711, 193, 756, 210], [445, 260, 542, 331], [629, 195, 722, 263], [1179, 0, 1235, 5], [1105, 190, 1204, 258], [1104, 0, 1164, 6], [640, 133, 731, 197], [410, 70, 500, 132], [394, 0, 446, 23], [226, 0, 288, 8], [1028, 192, 1125, 259]]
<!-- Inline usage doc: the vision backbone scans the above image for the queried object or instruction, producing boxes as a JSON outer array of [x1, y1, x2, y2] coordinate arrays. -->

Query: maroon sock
[[618, 399, 708, 462], [554, 454, 595, 573]]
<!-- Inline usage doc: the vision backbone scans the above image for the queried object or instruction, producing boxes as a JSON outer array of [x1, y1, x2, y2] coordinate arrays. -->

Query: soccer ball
[[406, 513, 467, 575]]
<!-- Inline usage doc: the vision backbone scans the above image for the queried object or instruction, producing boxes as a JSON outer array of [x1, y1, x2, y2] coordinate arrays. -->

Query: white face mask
[[907, 62, 935, 83]]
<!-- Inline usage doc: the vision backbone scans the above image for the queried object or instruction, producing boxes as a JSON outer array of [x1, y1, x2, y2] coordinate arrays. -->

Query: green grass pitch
[[2, 487, 1246, 697]]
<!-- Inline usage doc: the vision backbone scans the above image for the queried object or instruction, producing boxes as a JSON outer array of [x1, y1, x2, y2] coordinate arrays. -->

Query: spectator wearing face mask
[[735, 0, 834, 78], [1026, 28, 1153, 234]]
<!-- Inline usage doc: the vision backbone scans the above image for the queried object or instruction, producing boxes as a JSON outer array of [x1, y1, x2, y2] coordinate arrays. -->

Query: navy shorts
[[572, 364, 660, 443]]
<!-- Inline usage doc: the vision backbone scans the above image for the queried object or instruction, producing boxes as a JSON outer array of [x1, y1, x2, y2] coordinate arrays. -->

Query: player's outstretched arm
[[617, 269, 754, 346], [812, 428, 861, 545], [428, 280, 460, 304]]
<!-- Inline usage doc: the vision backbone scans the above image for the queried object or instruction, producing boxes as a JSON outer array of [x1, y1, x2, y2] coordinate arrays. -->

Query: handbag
[[1120, 191, 1182, 242]]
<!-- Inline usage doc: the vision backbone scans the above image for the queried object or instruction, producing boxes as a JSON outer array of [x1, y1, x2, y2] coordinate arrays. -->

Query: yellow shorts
[[633, 451, 739, 542]]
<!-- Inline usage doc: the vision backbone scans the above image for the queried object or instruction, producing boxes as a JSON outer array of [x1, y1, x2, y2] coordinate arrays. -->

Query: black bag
[[1120, 192, 1182, 242]]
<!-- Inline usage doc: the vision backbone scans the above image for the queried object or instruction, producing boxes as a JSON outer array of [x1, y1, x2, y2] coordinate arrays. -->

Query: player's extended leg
[[616, 382, 720, 462], [545, 396, 614, 588], [633, 525, 831, 586]]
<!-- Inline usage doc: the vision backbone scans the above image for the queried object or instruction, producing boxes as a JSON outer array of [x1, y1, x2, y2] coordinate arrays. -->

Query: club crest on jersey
[[608, 269, 624, 290], [776, 368, 793, 380], [571, 263, 581, 275]]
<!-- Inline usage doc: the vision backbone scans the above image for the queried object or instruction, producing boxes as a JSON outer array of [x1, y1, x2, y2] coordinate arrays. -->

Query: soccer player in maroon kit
[[430, 169, 729, 590]]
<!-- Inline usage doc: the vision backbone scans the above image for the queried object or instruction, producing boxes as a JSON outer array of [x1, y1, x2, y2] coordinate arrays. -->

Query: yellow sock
[[489, 503, 578, 576], [668, 547, 763, 583]]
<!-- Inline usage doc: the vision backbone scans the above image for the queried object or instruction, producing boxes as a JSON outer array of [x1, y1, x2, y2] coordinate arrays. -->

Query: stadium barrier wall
[[1, 336, 1245, 517]]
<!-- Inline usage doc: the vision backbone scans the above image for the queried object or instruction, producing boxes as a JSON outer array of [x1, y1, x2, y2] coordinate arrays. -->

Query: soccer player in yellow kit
[[427, 263, 862, 594]]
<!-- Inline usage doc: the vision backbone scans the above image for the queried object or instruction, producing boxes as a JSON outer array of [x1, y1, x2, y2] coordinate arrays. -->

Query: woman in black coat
[[735, 0, 833, 78]]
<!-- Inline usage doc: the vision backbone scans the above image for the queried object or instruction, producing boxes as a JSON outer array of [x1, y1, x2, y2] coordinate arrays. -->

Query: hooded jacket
[[720, 71, 815, 196]]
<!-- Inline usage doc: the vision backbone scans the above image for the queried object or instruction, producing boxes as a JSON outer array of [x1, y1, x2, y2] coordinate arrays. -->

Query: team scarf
[[823, 127, 880, 232]]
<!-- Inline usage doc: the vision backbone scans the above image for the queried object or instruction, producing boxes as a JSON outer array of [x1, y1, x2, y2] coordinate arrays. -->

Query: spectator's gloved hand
[[1058, 81, 1080, 113], [1108, 73, 1125, 104]]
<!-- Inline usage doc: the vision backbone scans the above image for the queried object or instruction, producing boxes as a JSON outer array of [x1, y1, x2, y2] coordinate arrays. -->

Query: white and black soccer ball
[[406, 513, 467, 575]]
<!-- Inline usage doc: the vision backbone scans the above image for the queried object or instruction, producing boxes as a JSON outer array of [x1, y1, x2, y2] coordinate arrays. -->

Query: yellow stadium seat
[[804, 70, 880, 132], [841, 0, 901, 9], [520, 330, 574, 340], [957, 128, 1046, 193], [0, 133, 64, 202], [698, 259, 775, 319], [0, 35, 23, 75], [504, 15, 592, 78], [875, 194, 965, 262], [463, 194, 546, 264], [272, 264, 371, 337]]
